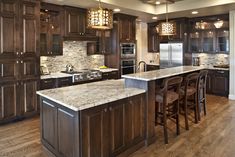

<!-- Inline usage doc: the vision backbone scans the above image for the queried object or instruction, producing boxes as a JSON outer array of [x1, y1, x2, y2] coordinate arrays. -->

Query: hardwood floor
[[0, 95, 234, 157]]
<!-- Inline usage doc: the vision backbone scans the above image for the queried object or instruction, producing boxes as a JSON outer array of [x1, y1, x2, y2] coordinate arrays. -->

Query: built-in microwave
[[120, 43, 136, 58]]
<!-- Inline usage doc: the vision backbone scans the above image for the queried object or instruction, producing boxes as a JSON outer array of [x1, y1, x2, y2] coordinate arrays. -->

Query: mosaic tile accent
[[40, 41, 104, 73], [192, 53, 229, 67]]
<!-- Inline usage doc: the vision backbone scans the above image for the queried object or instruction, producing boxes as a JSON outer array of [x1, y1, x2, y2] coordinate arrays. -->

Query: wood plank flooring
[[0, 95, 235, 157]]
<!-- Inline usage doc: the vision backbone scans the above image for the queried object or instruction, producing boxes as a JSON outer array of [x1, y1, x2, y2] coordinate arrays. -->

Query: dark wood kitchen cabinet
[[81, 94, 145, 157], [64, 6, 96, 40], [0, 0, 40, 124], [147, 23, 160, 52], [206, 69, 229, 97], [102, 71, 119, 80], [40, 3, 64, 56], [0, 82, 18, 121], [114, 13, 137, 43]]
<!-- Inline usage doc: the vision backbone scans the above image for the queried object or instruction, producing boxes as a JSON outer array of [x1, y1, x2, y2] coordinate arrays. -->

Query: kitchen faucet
[[136, 61, 147, 72]]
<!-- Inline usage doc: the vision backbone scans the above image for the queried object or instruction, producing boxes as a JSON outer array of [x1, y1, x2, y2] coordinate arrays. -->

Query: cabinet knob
[[16, 52, 19, 55], [21, 61, 23, 64], [109, 107, 112, 111], [104, 108, 107, 112], [16, 61, 19, 64], [20, 52, 23, 55]]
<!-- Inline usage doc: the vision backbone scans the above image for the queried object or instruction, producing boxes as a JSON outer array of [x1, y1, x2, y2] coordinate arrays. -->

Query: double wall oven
[[120, 43, 136, 75]]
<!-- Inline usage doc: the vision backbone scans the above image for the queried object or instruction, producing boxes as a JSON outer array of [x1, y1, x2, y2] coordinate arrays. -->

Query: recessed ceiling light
[[155, 1, 161, 5], [192, 11, 199, 15], [152, 16, 158, 20], [113, 8, 121, 12]]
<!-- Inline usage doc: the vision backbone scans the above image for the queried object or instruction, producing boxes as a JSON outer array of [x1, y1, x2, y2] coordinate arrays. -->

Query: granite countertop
[[95, 68, 119, 73], [122, 66, 205, 81], [146, 63, 160, 66], [200, 66, 229, 71], [37, 79, 146, 111], [41, 72, 72, 80]]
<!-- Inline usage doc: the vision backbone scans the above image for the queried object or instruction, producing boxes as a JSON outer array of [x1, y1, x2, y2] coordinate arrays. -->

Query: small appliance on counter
[[40, 64, 50, 75], [192, 57, 200, 66], [65, 64, 75, 72]]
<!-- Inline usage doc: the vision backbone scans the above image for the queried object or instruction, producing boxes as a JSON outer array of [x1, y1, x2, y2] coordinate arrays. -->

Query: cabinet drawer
[[57, 77, 72, 87], [40, 79, 56, 90], [102, 71, 119, 80]]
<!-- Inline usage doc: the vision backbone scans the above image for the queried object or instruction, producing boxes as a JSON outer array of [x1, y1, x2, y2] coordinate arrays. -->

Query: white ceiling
[[42, 0, 235, 22]]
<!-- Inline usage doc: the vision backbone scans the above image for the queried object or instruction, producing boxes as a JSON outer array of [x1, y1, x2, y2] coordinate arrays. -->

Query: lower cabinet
[[81, 94, 145, 157], [40, 93, 145, 157], [146, 64, 160, 71], [0, 79, 39, 123], [206, 70, 229, 97], [102, 71, 119, 80]]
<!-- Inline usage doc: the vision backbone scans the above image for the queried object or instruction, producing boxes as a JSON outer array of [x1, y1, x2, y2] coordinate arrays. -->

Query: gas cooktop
[[61, 69, 102, 83]]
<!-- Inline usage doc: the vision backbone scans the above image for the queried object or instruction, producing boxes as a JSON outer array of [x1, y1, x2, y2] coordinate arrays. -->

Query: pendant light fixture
[[158, 0, 176, 36], [87, 0, 113, 30], [214, 20, 224, 29]]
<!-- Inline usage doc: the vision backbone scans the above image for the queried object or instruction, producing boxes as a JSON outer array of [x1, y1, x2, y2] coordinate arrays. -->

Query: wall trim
[[229, 94, 235, 100]]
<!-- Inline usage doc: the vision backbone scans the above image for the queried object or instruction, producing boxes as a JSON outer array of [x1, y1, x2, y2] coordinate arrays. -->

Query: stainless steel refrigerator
[[160, 43, 183, 69]]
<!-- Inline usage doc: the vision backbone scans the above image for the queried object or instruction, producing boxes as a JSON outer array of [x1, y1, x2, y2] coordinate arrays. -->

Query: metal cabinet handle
[[21, 61, 23, 64], [109, 107, 112, 111], [104, 108, 107, 112], [20, 52, 23, 55], [16, 61, 19, 64], [16, 52, 19, 55], [217, 71, 225, 74]]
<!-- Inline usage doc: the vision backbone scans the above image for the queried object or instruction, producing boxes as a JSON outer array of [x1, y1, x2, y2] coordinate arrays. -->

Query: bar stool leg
[[194, 93, 199, 124], [176, 101, 180, 135], [184, 97, 189, 130], [163, 112, 168, 144], [197, 88, 201, 121], [203, 87, 207, 116]]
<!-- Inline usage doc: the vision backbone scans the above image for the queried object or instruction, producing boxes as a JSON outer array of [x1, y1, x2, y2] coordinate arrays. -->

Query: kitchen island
[[37, 80, 146, 157], [122, 66, 205, 145]]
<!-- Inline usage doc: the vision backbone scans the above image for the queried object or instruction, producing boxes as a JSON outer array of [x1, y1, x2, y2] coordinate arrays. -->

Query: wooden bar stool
[[155, 76, 183, 144], [198, 70, 208, 121], [180, 73, 199, 130]]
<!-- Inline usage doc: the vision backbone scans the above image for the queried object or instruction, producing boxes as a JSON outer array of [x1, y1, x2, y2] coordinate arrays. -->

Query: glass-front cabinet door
[[202, 31, 215, 53], [216, 30, 229, 53], [189, 32, 202, 52]]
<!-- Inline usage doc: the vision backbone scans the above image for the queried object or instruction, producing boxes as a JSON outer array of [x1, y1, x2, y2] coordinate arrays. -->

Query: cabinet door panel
[[58, 108, 76, 157], [81, 105, 110, 157], [0, 82, 17, 120], [0, 0, 18, 58], [212, 75, 229, 95], [19, 58, 39, 79], [69, 13, 79, 34], [20, 1, 39, 57], [41, 100, 57, 149], [110, 102, 125, 154], [0, 59, 18, 82], [18, 80, 38, 115]]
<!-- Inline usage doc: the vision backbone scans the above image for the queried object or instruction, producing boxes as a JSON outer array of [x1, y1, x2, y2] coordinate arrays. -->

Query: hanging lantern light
[[158, 1, 176, 36], [87, 0, 113, 30], [214, 20, 224, 29]]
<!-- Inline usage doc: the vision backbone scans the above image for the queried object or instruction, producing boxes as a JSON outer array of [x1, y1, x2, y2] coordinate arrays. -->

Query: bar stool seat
[[180, 86, 197, 96], [156, 91, 179, 104]]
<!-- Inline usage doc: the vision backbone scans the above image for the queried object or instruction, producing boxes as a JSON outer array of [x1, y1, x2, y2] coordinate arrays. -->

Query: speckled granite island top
[[37, 79, 146, 111], [122, 66, 205, 81]]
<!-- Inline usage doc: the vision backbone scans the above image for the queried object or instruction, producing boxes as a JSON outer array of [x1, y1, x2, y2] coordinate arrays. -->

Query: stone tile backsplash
[[40, 41, 104, 73], [192, 53, 229, 67]]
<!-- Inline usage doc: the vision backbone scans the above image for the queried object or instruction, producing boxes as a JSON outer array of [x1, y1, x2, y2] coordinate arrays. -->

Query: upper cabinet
[[188, 14, 229, 53], [147, 18, 188, 53], [64, 6, 97, 40], [147, 23, 160, 52], [40, 3, 64, 56], [114, 13, 137, 43]]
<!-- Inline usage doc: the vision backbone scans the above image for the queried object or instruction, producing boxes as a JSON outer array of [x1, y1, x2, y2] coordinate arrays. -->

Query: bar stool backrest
[[184, 73, 200, 92], [162, 76, 183, 99], [198, 70, 208, 89]]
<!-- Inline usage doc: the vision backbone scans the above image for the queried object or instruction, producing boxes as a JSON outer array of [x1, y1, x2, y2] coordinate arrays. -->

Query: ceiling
[[140, 0, 185, 5], [42, 0, 235, 22]]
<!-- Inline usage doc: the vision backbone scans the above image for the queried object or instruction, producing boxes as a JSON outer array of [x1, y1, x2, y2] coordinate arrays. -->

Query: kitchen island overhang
[[37, 80, 147, 157]]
